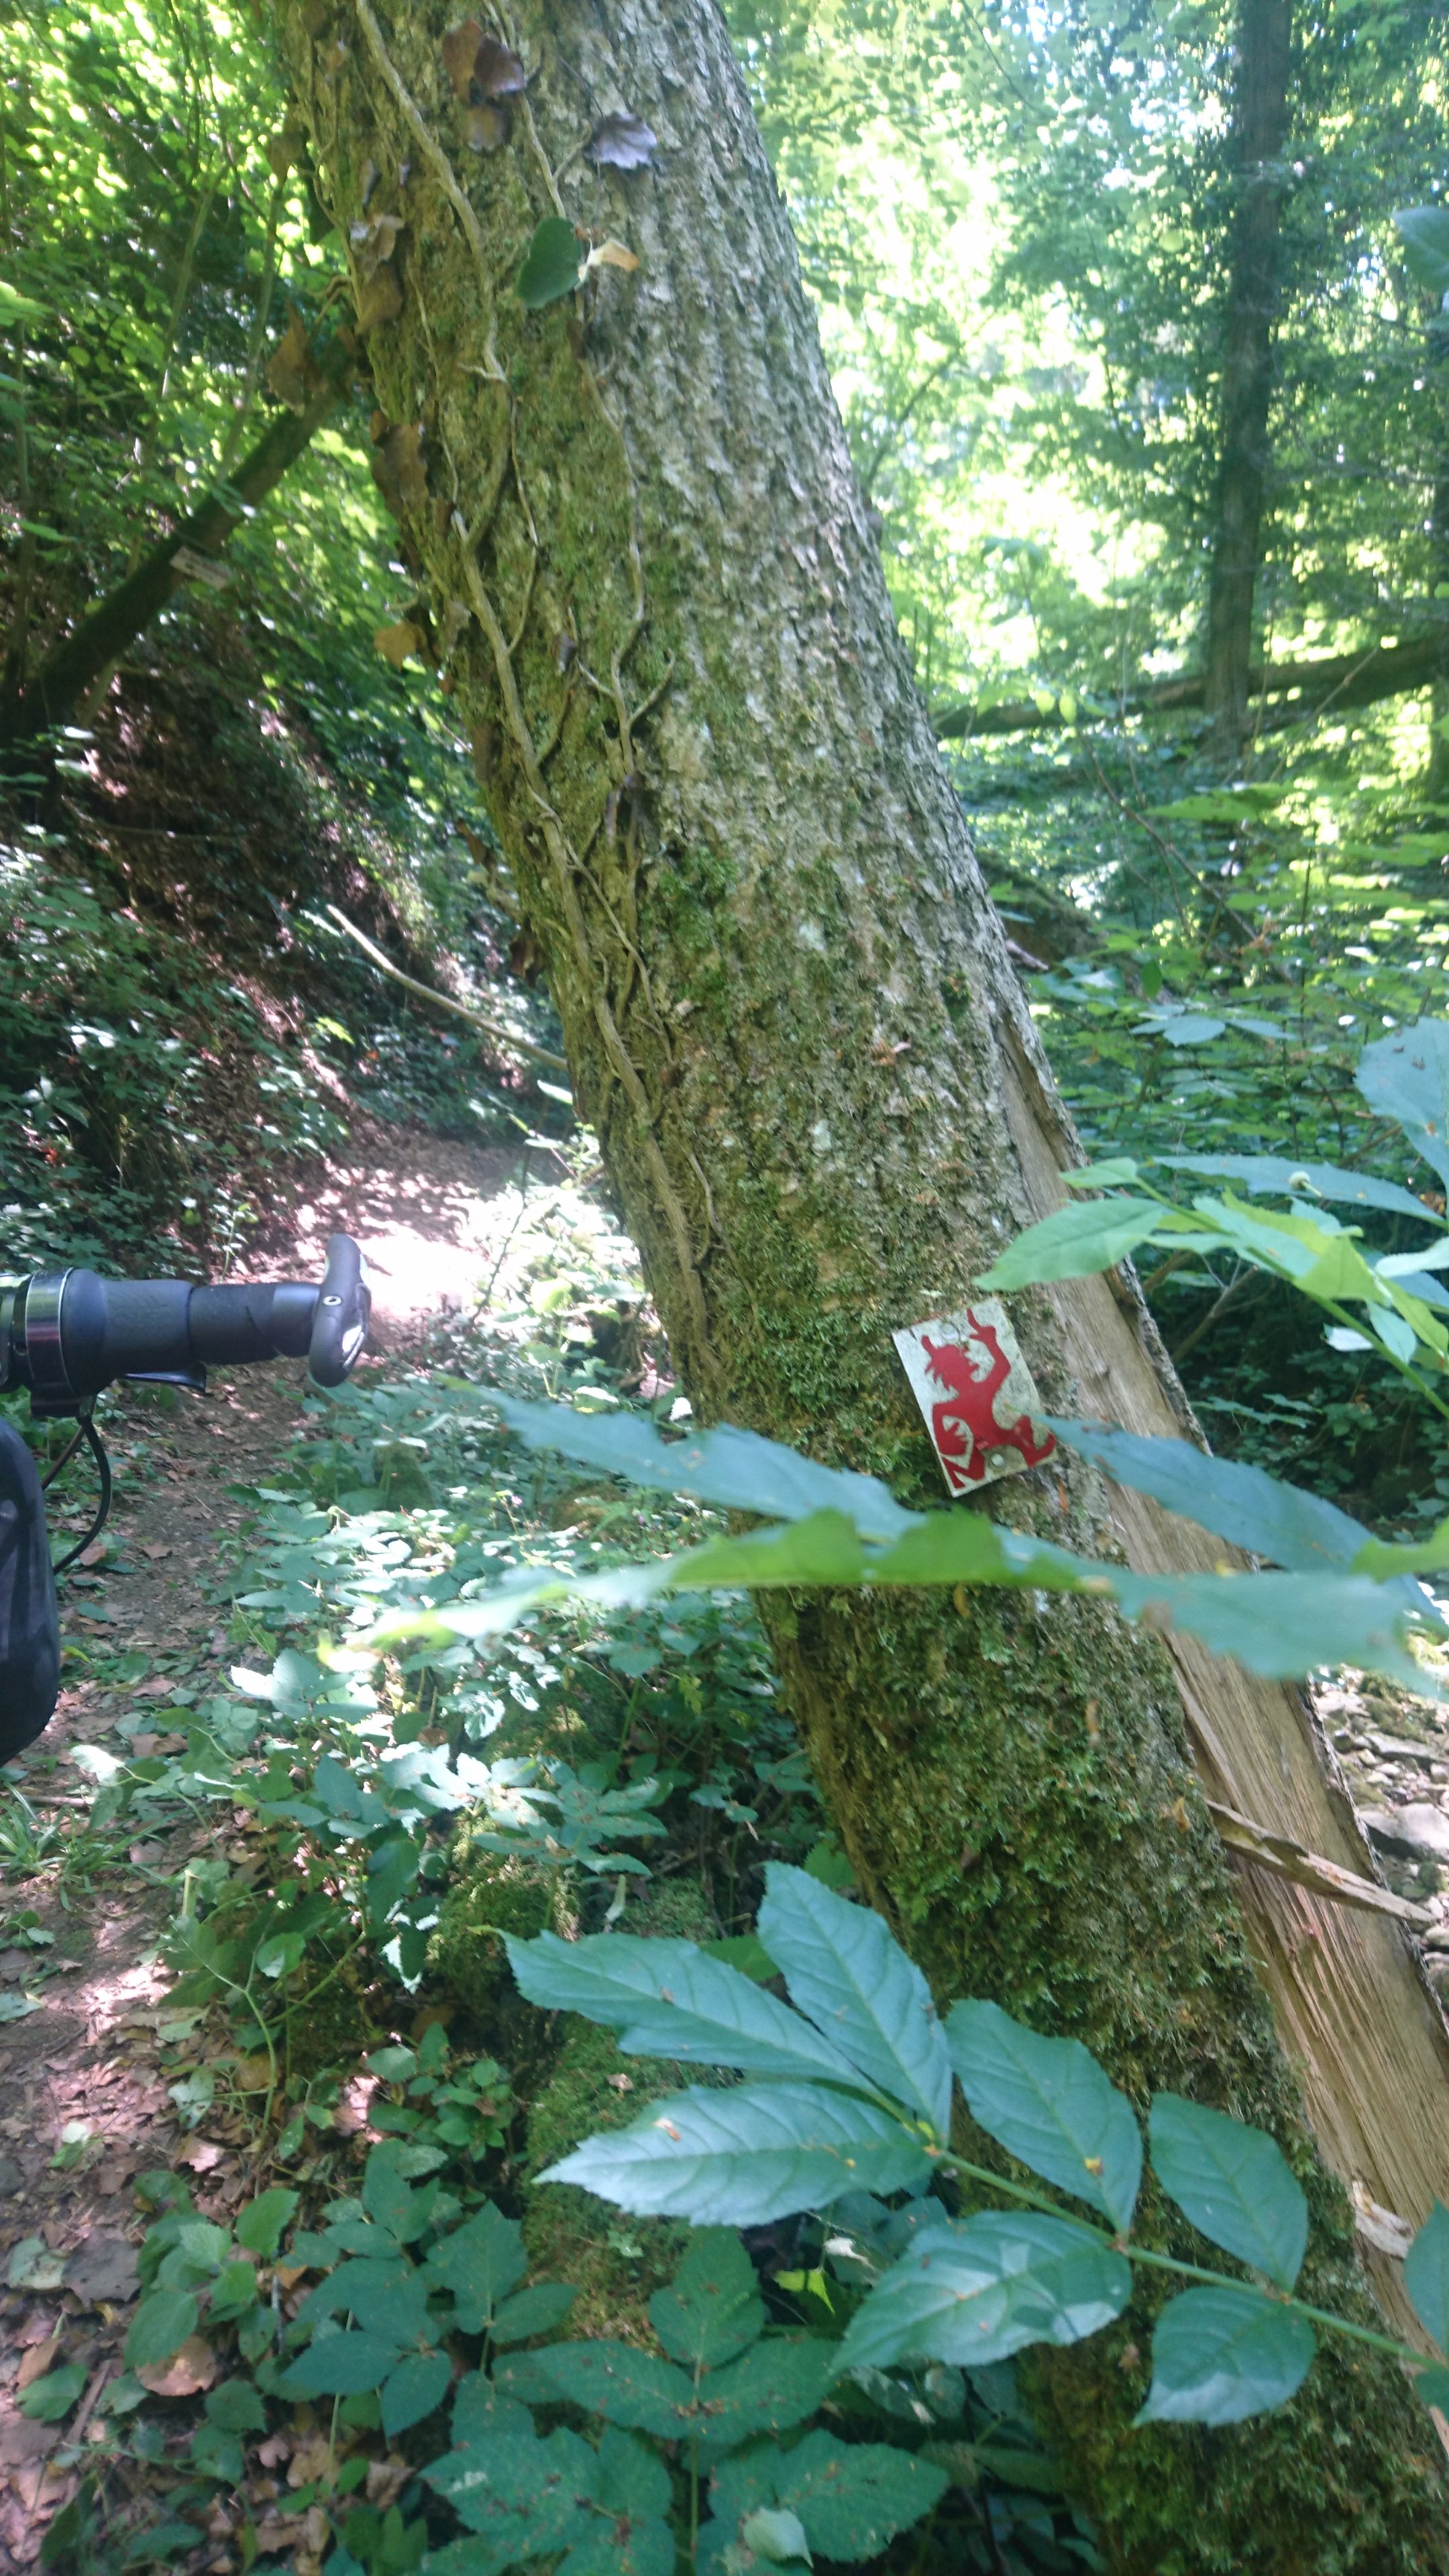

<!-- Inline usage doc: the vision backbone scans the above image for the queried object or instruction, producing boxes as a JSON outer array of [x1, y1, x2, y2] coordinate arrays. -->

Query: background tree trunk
[[285, 0, 1449, 2559], [1202, 0, 1295, 767]]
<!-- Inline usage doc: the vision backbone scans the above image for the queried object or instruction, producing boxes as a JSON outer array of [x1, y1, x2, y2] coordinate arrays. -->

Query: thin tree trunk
[[0, 350, 350, 747], [1202, 0, 1295, 767], [283, 2, 1449, 2559]]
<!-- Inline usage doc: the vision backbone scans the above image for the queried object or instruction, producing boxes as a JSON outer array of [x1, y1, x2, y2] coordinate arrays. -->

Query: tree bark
[[1202, 0, 1295, 767], [283, 1, 1449, 2559], [0, 349, 350, 746]]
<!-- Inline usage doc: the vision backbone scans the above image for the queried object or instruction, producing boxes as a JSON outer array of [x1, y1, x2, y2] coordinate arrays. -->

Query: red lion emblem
[[920, 1313, 1055, 1493]]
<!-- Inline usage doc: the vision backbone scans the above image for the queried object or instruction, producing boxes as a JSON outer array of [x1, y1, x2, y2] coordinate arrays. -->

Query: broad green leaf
[[1047, 1420, 1373, 1575], [427, 2200, 529, 2332], [1394, 207, 1449, 297], [559, 2520, 674, 2576], [975, 1197, 1167, 1289], [779, 2430, 947, 2562], [539, 2080, 932, 2224], [205, 2378, 267, 2434], [125, 2289, 200, 2369], [740, 2506, 812, 2565], [293, 2255, 429, 2344], [1149, 2095, 1307, 2291], [1413, 2363, 1449, 2414], [649, 2228, 763, 2367], [489, 2282, 578, 2345], [757, 1864, 953, 2138], [517, 217, 586, 308], [1103, 1567, 1430, 1689], [497, 2340, 695, 2436], [595, 2426, 672, 2520], [425, 2424, 597, 2562], [1356, 1023, 1449, 1192], [504, 1931, 865, 2087], [191, 2422, 245, 2484], [235, 2187, 299, 2258], [19, 2363, 87, 2422], [838, 2213, 1130, 2373], [452, 2372, 534, 2444], [1405, 2201, 1449, 2351], [690, 2338, 837, 2449], [362, 2143, 421, 2240], [490, 1395, 916, 1539], [945, 2000, 1142, 2229], [281, 2328, 402, 2396], [1156, 1154, 1436, 1224], [382, 2346, 452, 2436], [1136, 2286, 1315, 2425]]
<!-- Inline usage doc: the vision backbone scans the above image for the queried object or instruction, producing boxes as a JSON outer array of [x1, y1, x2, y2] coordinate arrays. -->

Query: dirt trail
[[0, 1129, 518, 2568]]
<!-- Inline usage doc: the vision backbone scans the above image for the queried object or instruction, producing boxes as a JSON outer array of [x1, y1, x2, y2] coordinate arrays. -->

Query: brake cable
[[45, 1406, 113, 1578]]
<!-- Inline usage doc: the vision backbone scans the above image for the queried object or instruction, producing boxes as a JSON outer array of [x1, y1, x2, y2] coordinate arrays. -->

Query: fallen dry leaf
[[287, 2433, 336, 2491], [64, 2235, 141, 2307], [138, 2333, 217, 2398], [176, 2138, 225, 2174], [251, 2514, 307, 2557], [140, 1543, 173, 1562], [16, 2338, 61, 2392]]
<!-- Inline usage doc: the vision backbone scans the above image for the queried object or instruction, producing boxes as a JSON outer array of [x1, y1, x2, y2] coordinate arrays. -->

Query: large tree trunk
[[284, 1, 1449, 2559], [1202, 0, 1295, 767]]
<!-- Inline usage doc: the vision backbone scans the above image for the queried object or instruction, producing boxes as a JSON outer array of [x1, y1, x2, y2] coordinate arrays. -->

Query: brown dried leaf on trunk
[[374, 622, 425, 670], [466, 102, 512, 154], [586, 112, 659, 170], [351, 211, 402, 264], [266, 311, 323, 412], [441, 598, 470, 657], [353, 262, 403, 331], [370, 420, 429, 518], [265, 128, 307, 178], [474, 34, 527, 96], [441, 17, 484, 97], [586, 238, 639, 275]]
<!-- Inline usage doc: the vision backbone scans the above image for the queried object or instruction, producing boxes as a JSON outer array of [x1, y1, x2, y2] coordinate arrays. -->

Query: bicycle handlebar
[[0, 1232, 370, 1417]]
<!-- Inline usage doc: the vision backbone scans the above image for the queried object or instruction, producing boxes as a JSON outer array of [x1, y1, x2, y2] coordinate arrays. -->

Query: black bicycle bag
[[0, 1421, 60, 1758]]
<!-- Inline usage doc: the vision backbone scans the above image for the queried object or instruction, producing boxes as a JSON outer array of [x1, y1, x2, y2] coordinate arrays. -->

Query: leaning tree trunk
[[284, 1, 1449, 2560], [1202, 0, 1294, 768]]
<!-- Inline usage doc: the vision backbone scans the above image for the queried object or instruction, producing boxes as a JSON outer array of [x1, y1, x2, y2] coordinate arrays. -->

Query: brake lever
[[308, 1232, 372, 1388]]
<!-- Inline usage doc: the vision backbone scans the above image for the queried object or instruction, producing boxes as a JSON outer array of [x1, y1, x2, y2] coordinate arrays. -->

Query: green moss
[[429, 1847, 553, 2022]]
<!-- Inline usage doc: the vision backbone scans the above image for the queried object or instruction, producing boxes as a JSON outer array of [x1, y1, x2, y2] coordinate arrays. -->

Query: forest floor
[[0, 1126, 522, 2569], [3, 1126, 1449, 2572]]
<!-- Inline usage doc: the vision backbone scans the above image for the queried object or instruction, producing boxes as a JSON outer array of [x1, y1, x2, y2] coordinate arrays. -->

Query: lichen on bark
[[282, 0, 1449, 2558]]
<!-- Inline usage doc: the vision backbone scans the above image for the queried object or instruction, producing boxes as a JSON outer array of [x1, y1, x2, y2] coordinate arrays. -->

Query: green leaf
[[293, 2255, 429, 2344], [1405, 2200, 1449, 2351], [191, 2422, 245, 2484], [281, 2328, 403, 2396], [975, 1197, 1165, 1289], [559, 2520, 674, 2576], [1148, 2096, 1307, 2291], [1136, 2286, 1316, 2425], [594, 2426, 671, 2520], [490, 1395, 916, 1540], [757, 1864, 953, 2137], [1394, 205, 1449, 296], [1101, 1566, 1429, 1690], [1155, 1154, 1436, 1224], [945, 2000, 1142, 2229], [539, 2080, 932, 2224], [235, 2188, 300, 2259], [702, 1933, 779, 1982], [1356, 1022, 1449, 1193], [503, 1930, 865, 2087], [205, 2378, 267, 2433], [382, 2347, 453, 2436], [489, 2282, 578, 2345], [648, 2229, 763, 2367], [452, 2372, 535, 2444], [498, 2341, 695, 2438], [125, 2289, 200, 2370], [517, 217, 587, 308], [777, 2431, 947, 2562], [689, 2338, 836, 2449], [1413, 2363, 1449, 2414], [426, 2201, 528, 2332], [20, 2363, 88, 2422], [425, 2425, 598, 2565], [741, 2506, 812, 2565], [1047, 1420, 1373, 1576], [838, 2213, 1130, 2373]]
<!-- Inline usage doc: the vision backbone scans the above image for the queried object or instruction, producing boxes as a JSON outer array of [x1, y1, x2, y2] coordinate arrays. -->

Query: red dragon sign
[[893, 1301, 1057, 1496]]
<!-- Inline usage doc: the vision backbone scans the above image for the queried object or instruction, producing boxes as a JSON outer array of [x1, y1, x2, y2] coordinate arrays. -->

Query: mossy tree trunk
[[283, 0, 1449, 2559]]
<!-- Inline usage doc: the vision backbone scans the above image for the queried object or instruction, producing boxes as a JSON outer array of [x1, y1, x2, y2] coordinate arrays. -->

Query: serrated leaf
[[1047, 1420, 1373, 1576], [206, 2377, 267, 2433], [235, 2187, 299, 2258], [427, 2200, 529, 2333], [125, 2289, 200, 2370], [649, 2228, 763, 2367], [20, 2363, 88, 2422], [490, 2281, 578, 2345], [757, 1865, 952, 2137], [1149, 2095, 1307, 2291], [517, 216, 586, 309], [496, 2339, 694, 2436], [504, 1931, 864, 2087], [539, 2081, 932, 2225], [780, 2430, 947, 2561], [691, 2338, 836, 2450], [560, 2520, 675, 2576], [425, 2424, 597, 2561], [293, 2255, 429, 2345], [382, 2346, 452, 2436], [946, 2000, 1142, 2229], [281, 2328, 402, 2396], [838, 2213, 1130, 2373], [975, 1197, 1165, 1289], [1405, 2200, 1449, 2350], [596, 2426, 672, 2520], [1155, 1153, 1436, 1224], [1136, 2286, 1315, 2425], [452, 2371, 535, 2444], [1356, 1022, 1449, 1192]]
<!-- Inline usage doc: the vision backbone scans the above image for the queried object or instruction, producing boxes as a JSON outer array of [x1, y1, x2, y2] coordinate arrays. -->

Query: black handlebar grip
[[189, 1281, 317, 1366], [58, 1272, 195, 1399], [309, 1234, 371, 1387]]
